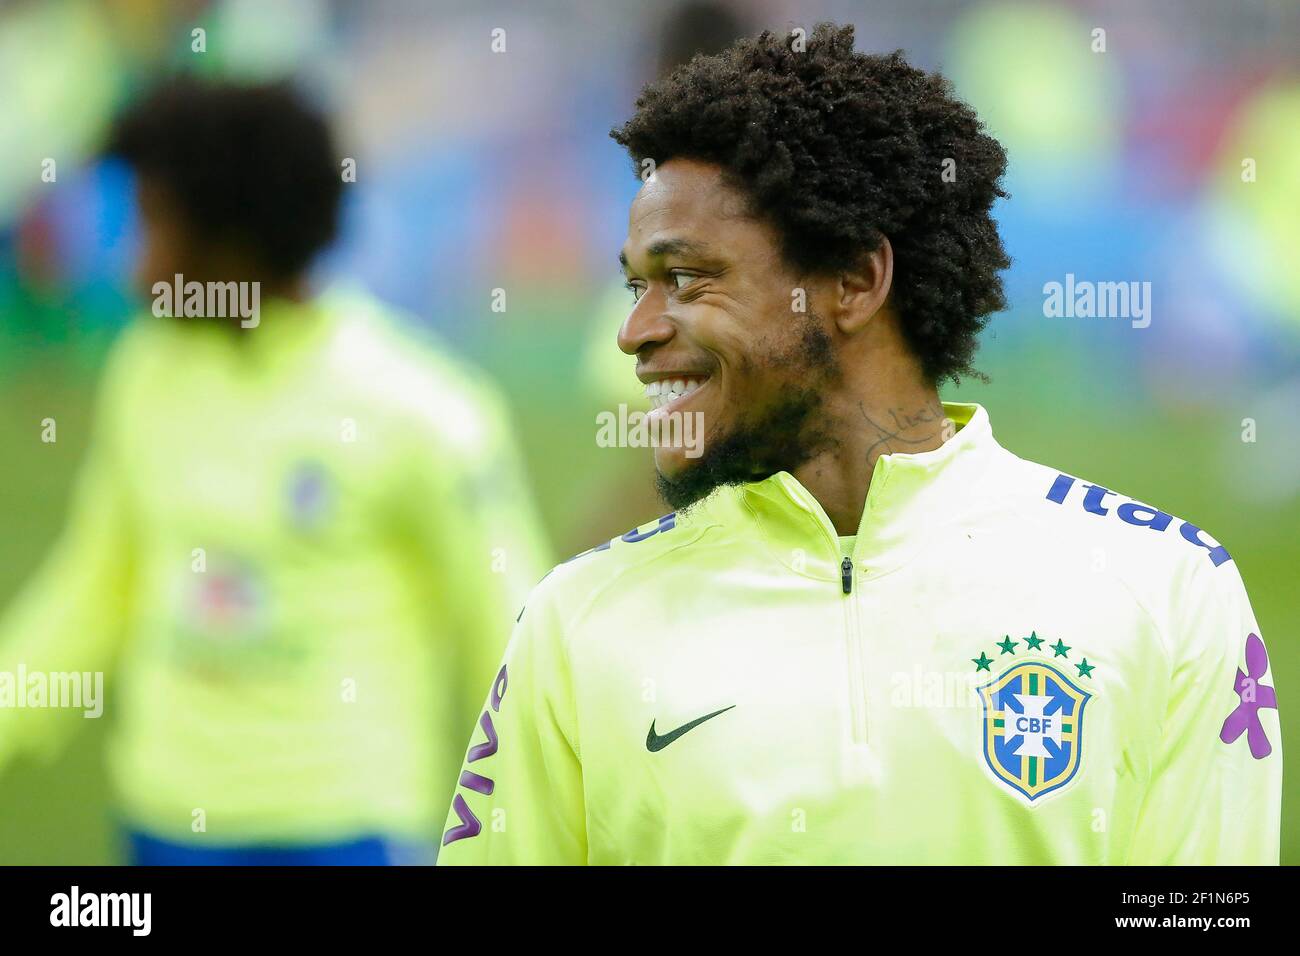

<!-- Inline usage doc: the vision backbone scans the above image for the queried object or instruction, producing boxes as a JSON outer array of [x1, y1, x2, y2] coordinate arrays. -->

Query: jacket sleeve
[[0, 344, 137, 772], [1128, 556, 1282, 864], [437, 582, 587, 865]]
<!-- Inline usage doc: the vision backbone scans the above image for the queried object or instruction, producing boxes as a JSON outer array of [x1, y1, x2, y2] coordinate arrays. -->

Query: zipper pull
[[841, 556, 853, 594]]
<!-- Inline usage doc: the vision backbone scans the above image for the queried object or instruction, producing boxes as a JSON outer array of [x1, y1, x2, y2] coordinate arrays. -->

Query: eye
[[670, 271, 697, 293], [625, 281, 644, 302]]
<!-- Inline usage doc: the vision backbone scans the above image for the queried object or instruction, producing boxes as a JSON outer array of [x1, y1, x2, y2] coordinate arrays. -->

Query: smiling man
[[438, 25, 1281, 865]]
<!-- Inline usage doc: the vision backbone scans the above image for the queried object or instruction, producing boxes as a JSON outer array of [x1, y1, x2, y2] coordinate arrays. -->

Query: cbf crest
[[971, 632, 1096, 805]]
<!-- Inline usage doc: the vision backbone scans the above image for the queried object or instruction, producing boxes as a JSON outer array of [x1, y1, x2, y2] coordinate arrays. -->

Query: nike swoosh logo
[[646, 705, 735, 752]]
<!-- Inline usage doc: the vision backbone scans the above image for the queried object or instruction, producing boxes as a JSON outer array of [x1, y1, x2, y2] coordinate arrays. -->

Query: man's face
[[619, 158, 841, 509], [131, 176, 193, 298]]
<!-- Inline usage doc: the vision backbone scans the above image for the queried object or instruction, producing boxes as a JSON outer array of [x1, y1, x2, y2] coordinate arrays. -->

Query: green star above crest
[[972, 652, 993, 672], [1050, 639, 1071, 658], [1076, 658, 1095, 678], [1024, 631, 1044, 651], [996, 635, 1018, 655]]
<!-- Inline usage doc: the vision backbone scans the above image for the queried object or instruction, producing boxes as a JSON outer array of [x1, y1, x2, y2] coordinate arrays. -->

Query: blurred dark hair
[[107, 78, 343, 281], [613, 23, 1011, 385]]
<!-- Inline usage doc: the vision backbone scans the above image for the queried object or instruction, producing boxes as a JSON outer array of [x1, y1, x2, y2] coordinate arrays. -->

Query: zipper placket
[[776, 474, 871, 746], [842, 460, 893, 748]]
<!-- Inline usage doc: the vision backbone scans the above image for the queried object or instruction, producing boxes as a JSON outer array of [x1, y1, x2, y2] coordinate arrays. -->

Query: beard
[[655, 313, 841, 511]]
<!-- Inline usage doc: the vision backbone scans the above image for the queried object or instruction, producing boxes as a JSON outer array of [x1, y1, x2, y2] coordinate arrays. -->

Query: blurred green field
[[1, 323, 1296, 864]]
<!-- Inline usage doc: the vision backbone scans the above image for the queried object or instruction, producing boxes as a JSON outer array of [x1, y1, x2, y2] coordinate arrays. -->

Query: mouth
[[644, 375, 711, 417]]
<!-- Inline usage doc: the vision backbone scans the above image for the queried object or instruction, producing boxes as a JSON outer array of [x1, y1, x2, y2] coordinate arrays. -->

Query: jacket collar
[[732, 403, 998, 583]]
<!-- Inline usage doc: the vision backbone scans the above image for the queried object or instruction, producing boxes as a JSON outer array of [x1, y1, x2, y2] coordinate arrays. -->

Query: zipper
[[842, 554, 868, 744]]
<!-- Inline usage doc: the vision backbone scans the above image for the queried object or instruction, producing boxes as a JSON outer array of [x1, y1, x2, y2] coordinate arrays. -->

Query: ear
[[833, 235, 893, 335]]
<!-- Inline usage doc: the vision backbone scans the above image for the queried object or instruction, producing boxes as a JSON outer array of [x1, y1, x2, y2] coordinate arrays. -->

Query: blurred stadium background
[[1, 0, 1296, 863]]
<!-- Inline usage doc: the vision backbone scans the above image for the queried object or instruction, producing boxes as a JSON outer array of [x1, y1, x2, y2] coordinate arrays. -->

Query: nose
[[617, 290, 676, 356]]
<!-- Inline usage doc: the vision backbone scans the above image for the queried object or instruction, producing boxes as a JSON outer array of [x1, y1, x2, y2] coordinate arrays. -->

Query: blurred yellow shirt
[[0, 286, 550, 845]]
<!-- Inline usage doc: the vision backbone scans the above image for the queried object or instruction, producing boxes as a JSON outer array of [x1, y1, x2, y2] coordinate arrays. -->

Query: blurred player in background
[[440, 24, 1280, 865], [0, 79, 549, 864]]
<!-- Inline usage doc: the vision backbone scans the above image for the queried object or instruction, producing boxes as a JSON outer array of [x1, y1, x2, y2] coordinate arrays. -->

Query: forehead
[[623, 158, 772, 262]]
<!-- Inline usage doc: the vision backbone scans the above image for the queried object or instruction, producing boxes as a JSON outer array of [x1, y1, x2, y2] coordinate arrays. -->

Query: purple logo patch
[[1219, 633, 1277, 759]]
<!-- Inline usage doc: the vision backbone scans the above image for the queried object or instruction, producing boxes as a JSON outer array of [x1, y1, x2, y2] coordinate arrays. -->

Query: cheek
[[135, 225, 162, 269], [712, 319, 796, 409], [683, 308, 745, 417], [681, 297, 754, 372], [136, 225, 186, 286], [132, 239, 160, 295]]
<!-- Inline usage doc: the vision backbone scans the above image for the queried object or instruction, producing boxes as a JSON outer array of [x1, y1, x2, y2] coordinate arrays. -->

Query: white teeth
[[645, 377, 707, 410]]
